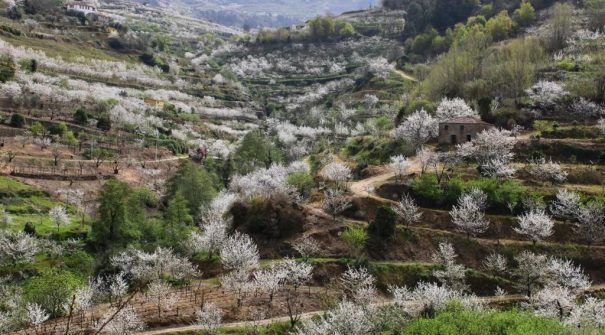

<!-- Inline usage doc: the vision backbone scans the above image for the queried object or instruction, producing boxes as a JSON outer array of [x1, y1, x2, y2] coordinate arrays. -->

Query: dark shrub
[[231, 196, 304, 240], [370, 206, 397, 239], [411, 174, 526, 214], [48, 122, 68, 136], [73, 108, 88, 125], [23, 222, 36, 236], [9, 113, 25, 128], [96, 116, 111, 131]]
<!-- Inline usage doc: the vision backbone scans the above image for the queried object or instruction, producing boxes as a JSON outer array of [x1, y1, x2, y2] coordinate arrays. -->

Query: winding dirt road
[[349, 156, 421, 202]]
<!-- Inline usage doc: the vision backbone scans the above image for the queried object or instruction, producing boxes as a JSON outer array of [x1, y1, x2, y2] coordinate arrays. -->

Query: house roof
[[440, 116, 492, 125]]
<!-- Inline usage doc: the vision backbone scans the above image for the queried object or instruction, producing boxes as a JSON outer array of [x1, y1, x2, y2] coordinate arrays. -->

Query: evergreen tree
[[165, 192, 194, 227], [91, 180, 132, 249], [0, 54, 16, 83], [232, 130, 281, 174], [165, 161, 218, 219], [513, 1, 537, 27]]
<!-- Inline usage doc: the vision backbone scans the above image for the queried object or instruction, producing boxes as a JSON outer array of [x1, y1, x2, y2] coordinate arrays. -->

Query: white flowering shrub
[[390, 281, 482, 318], [435, 98, 478, 121], [229, 162, 308, 200], [392, 194, 422, 226], [0, 231, 38, 265], [514, 209, 554, 244], [457, 128, 517, 178], [395, 109, 439, 147], [450, 189, 489, 238], [528, 158, 568, 183], [526, 81, 568, 110], [432, 242, 467, 291], [111, 247, 198, 282]]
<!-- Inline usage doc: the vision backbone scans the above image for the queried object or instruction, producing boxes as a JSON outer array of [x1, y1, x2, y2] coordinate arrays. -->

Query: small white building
[[66, 0, 99, 15]]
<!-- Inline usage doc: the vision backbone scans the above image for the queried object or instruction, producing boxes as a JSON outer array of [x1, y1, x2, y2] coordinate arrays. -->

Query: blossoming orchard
[[0, 0, 604, 334]]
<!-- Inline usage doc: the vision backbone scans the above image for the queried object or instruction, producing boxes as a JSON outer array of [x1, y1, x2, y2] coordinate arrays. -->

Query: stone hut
[[66, 0, 99, 15], [438, 116, 494, 145]]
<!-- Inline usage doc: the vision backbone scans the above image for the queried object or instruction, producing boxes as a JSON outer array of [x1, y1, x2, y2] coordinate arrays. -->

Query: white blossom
[[526, 81, 568, 109], [528, 158, 568, 183], [26, 303, 49, 329], [366, 57, 394, 79], [293, 300, 374, 335], [0, 311, 9, 333], [457, 128, 517, 178], [550, 189, 582, 220], [188, 223, 228, 258], [566, 297, 605, 328], [514, 251, 550, 297], [546, 258, 591, 292], [321, 162, 351, 186], [395, 109, 438, 147], [229, 162, 304, 200], [575, 202, 605, 244], [111, 247, 198, 281], [281, 258, 314, 288], [195, 303, 223, 335], [514, 209, 554, 244], [494, 286, 507, 296], [450, 189, 489, 237], [146, 280, 178, 317], [322, 189, 351, 220], [483, 253, 507, 276], [339, 267, 377, 304], [189, 193, 235, 258], [570, 98, 605, 117], [392, 194, 422, 226], [254, 264, 286, 302], [49, 206, 70, 231], [69, 284, 95, 314], [292, 237, 321, 259], [219, 269, 253, 304], [416, 147, 436, 174], [1, 209, 12, 226], [0, 231, 38, 265], [388, 155, 411, 180], [391, 281, 481, 317], [363, 94, 379, 108], [96, 305, 145, 335], [529, 285, 575, 320], [435, 97, 478, 121], [480, 156, 517, 179], [432, 242, 467, 291], [599, 118, 605, 135], [220, 232, 259, 271]]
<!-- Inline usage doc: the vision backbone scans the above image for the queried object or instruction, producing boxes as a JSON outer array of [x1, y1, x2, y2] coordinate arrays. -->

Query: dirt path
[[138, 311, 319, 335], [394, 69, 418, 82], [349, 156, 422, 202]]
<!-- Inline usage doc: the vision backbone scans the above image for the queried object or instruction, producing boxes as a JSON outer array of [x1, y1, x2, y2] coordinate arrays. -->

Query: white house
[[66, 0, 99, 15]]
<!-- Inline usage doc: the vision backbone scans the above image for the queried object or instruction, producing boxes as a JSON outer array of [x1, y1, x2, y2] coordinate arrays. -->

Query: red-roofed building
[[438, 116, 494, 145]]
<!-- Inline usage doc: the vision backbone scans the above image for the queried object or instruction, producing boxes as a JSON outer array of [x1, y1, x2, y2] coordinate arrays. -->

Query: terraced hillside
[[1, 0, 605, 335]]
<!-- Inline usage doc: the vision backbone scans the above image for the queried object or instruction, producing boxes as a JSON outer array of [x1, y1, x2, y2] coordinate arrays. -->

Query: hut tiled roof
[[440, 116, 492, 125]]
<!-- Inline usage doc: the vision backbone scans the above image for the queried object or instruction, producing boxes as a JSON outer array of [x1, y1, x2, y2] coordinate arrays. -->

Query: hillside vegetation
[[0, 0, 604, 334]]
